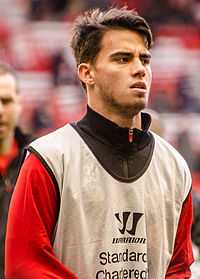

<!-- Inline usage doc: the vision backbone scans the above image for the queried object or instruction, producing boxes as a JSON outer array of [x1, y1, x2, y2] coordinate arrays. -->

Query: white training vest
[[30, 124, 191, 279]]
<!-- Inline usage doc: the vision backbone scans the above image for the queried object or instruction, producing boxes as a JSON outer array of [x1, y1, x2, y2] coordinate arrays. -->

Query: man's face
[[89, 28, 152, 118], [0, 73, 20, 141]]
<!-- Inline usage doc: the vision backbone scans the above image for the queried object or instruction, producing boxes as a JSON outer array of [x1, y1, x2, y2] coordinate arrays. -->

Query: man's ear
[[78, 63, 95, 87]]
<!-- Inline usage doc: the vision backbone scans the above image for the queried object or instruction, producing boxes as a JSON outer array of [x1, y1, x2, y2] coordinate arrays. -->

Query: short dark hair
[[0, 62, 19, 94], [71, 7, 153, 67]]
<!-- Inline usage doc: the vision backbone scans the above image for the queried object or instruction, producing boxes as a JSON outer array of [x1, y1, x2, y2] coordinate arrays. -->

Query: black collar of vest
[[77, 106, 152, 151]]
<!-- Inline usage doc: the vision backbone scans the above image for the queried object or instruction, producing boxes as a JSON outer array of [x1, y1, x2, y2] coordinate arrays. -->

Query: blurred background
[[0, 0, 198, 192], [0, 0, 199, 276]]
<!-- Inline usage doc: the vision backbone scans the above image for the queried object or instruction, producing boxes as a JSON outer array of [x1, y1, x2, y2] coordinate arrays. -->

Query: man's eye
[[117, 57, 129, 63], [1, 98, 12, 105], [141, 57, 151, 65]]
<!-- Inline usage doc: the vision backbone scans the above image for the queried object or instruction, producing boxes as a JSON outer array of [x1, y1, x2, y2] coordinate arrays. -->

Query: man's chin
[[106, 97, 148, 117], [121, 102, 147, 117]]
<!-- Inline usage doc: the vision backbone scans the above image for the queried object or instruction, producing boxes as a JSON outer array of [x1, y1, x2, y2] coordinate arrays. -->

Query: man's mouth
[[130, 81, 147, 90]]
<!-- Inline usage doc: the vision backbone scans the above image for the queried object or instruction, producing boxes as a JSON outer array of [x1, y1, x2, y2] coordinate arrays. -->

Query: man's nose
[[130, 59, 145, 78]]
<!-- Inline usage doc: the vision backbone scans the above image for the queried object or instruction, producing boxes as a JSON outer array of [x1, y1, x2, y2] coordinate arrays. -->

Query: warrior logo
[[115, 212, 143, 236]]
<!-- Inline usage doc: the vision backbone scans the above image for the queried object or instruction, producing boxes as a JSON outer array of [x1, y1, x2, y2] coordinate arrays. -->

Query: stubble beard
[[101, 92, 147, 119]]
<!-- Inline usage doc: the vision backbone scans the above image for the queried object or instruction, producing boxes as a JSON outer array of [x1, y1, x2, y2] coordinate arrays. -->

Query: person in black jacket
[[0, 63, 32, 278]]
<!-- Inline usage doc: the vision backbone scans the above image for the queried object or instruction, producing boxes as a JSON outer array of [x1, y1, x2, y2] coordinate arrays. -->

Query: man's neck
[[87, 104, 142, 130], [108, 113, 142, 129], [0, 133, 14, 155]]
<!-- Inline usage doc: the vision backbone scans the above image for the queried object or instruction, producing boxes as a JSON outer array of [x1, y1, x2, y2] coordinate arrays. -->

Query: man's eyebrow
[[109, 51, 151, 59], [0, 96, 13, 101], [110, 51, 133, 58], [140, 53, 151, 59]]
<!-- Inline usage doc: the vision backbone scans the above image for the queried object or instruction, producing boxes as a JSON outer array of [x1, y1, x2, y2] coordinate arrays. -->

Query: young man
[[5, 7, 194, 279], [0, 63, 32, 278]]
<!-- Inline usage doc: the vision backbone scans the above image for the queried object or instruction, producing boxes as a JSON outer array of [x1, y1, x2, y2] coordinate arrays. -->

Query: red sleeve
[[5, 153, 78, 279], [165, 191, 194, 279]]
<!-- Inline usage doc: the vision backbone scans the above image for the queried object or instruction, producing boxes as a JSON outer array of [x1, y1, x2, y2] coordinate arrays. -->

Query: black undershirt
[[71, 106, 155, 183]]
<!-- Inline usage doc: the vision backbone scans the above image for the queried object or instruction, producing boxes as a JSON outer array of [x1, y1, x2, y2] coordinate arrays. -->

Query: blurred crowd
[[0, 0, 200, 273], [26, 0, 200, 24]]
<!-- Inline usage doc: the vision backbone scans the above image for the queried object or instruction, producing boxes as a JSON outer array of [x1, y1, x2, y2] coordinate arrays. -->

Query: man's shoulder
[[31, 124, 72, 144], [152, 132, 190, 171], [29, 123, 80, 155], [27, 124, 81, 188], [153, 132, 182, 157], [152, 132, 192, 199]]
